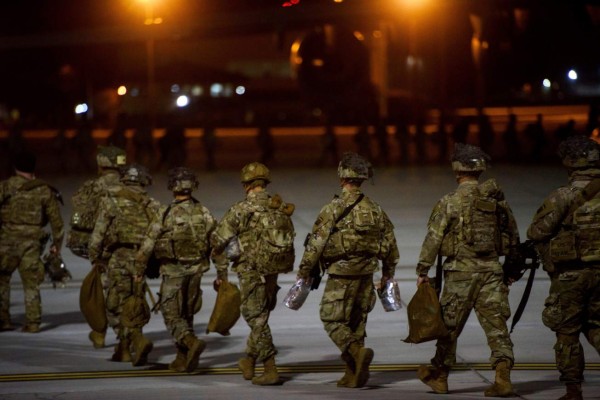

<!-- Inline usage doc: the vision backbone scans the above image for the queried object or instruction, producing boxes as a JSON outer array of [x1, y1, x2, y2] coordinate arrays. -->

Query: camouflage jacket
[[527, 168, 600, 270], [417, 179, 520, 276], [0, 175, 64, 247], [297, 186, 399, 277], [211, 189, 276, 275], [136, 197, 218, 277], [88, 184, 160, 264]]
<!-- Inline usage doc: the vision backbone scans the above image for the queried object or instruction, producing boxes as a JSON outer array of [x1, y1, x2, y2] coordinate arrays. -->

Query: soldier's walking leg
[[18, 243, 45, 333], [0, 272, 14, 330]]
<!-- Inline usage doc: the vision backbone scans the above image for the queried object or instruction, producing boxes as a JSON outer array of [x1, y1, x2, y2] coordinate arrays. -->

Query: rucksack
[[239, 194, 296, 275], [153, 199, 211, 263], [104, 188, 155, 249], [550, 179, 600, 263], [441, 179, 507, 257], [67, 179, 109, 258]]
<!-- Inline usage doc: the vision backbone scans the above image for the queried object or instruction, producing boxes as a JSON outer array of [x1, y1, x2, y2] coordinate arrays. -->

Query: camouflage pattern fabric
[[88, 184, 159, 339], [432, 271, 513, 369], [0, 175, 64, 326], [297, 186, 399, 352], [417, 179, 519, 370], [135, 197, 217, 346], [67, 169, 122, 259], [320, 275, 375, 352], [297, 187, 399, 279], [527, 168, 600, 383], [238, 271, 279, 361], [159, 272, 203, 344], [211, 189, 287, 362]]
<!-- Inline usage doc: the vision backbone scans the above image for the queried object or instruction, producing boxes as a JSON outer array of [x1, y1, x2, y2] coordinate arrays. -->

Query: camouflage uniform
[[297, 152, 399, 388], [69, 146, 126, 348], [0, 155, 64, 332], [416, 143, 519, 397], [136, 167, 217, 372], [88, 164, 159, 365], [211, 162, 293, 386], [527, 136, 600, 400]]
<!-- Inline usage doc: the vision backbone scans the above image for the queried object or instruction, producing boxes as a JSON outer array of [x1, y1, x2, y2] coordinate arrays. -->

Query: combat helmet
[[241, 162, 271, 184], [120, 163, 152, 186], [97, 145, 126, 168], [558, 135, 600, 169], [451, 143, 490, 172], [167, 167, 198, 194], [338, 152, 373, 180]]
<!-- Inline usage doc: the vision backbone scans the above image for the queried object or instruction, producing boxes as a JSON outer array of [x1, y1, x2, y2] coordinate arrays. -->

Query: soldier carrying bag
[[79, 265, 107, 333], [403, 282, 449, 344]]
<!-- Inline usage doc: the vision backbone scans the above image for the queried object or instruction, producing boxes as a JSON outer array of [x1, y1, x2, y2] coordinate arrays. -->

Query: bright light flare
[[399, 0, 429, 10], [74, 103, 88, 114], [568, 69, 578, 80], [176, 95, 189, 107], [542, 79, 551, 88], [117, 86, 127, 96]]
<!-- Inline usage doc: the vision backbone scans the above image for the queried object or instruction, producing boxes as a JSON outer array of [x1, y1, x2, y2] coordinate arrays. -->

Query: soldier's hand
[[134, 274, 144, 283], [49, 245, 59, 255], [417, 275, 429, 286], [213, 279, 222, 292], [380, 274, 391, 290]]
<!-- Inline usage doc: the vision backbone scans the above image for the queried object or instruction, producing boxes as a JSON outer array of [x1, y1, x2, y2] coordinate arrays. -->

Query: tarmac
[[1, 163, 600, 399]]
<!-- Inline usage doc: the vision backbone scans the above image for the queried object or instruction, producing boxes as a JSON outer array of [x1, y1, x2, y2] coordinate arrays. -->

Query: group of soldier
[[0, 133, 599, 400]]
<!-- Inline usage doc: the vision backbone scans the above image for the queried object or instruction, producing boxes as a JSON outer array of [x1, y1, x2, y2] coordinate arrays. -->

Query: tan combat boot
[[558, 383, 583, 400], [89, 330, 106, 349], [182, 334, 206, 373], [131, 330, 153, 367], [239, 356, 256, 380], [251, 356, 280, 386], [111, 339, 132, 362], [168, 345, 187, 372], [337, 352, 356, 388], [21, 323, 41, 333], [484, 361, 514, 397], [417, 364, 449, 394], [348, 342, 374, 388]]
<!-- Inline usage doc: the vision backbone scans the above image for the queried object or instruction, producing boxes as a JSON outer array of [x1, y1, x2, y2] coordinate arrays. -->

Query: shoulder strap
[[564, 179, 600, 225], [331, 193, 364, 234]]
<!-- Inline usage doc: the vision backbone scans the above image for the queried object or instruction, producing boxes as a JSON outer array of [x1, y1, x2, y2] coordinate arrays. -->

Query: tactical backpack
[[322, 195, 383, 261], [238, 194, 296, 275], [104, 188, 155, 249], [67, 179, 107, 258], [0, 178, 61, 227], [153, 199, 211, 263], [440, 179, 507, 257], [550, 179, 600, 263]]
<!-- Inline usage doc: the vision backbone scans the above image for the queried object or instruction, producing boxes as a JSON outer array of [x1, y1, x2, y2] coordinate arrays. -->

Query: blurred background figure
[[525, 113, 547, 162], [503, 113, 520, 162], [319, 122, 339, 167], [158, 121, 187, 170], [477, 113, 494, 156], [374, 120, 390, 167], [202, 116, 217, 171], [73, 120, 96, 172], [257, 115, 274, 165], [133, 118, 155, 171]]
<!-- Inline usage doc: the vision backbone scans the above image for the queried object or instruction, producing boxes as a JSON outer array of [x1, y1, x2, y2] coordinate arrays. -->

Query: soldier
[[527, 135, 600, 400], [68, 145, 126, 349], [296, 152, 399, 388], [416, 143, 520, 397], [135, 167, 217, 373], [88, 164, 160, 366], [0, 151, 64, 332], [211, 162, 295, 386]]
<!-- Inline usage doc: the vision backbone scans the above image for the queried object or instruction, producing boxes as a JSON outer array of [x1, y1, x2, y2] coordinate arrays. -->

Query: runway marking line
[[1, 363, 598, 382]]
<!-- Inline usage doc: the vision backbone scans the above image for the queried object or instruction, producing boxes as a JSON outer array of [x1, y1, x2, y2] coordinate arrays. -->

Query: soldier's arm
[[379, 212, 399, 280], [297, 205, 333, 279], [135, 212, 163, 269], [416, 199, 448, 276], [527, 189, 569, 243], [88, 200, 112, 264], [210, 206, 241, 254]]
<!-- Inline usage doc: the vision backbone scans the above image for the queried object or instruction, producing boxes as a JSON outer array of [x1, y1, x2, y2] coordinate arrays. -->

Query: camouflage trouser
[[542, 268, 600, 383], [0, 239, 45, 325], [160, 270, 203, 345], [320, 274, 375, 353], [238, 270, 279, 362], [433, 271, 514, 370], [106, 248, 142, 339]]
